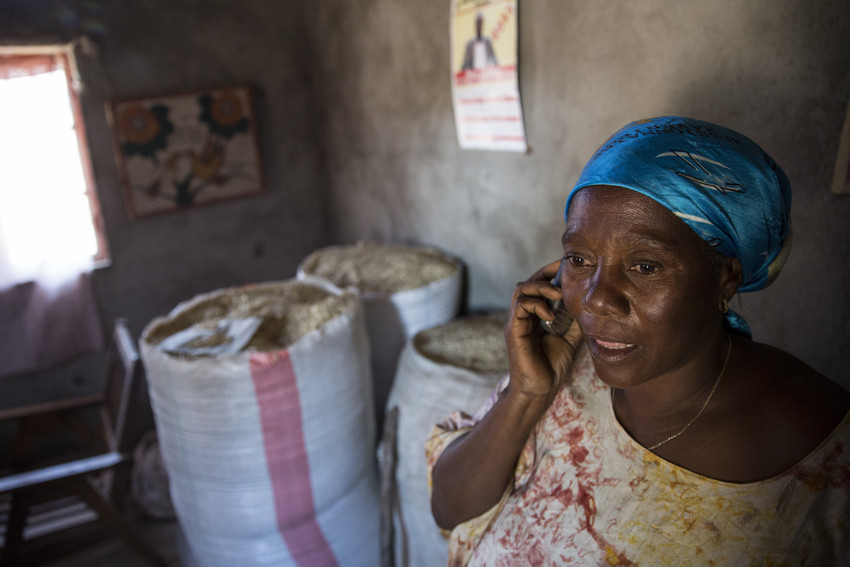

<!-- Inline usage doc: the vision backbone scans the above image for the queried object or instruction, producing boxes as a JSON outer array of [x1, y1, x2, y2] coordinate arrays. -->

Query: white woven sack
[[140, 281, 380, 567], [362, 273, 462, 424], [386, 326, 506, 567], [296, 246, 462, 429]]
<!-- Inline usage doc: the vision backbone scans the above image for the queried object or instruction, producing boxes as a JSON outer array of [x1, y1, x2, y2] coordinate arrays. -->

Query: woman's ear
[[720, 257, 743, 300]]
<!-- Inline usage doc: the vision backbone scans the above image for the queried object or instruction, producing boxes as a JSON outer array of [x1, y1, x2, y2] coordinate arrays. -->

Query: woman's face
[[561, 185, 731, 389]]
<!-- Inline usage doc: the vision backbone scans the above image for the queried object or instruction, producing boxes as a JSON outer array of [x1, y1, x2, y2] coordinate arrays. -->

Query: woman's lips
[[588, 336, 639, 362]]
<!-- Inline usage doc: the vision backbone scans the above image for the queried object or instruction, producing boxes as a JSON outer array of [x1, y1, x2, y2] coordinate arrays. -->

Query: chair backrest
[[101, 319, 143, 454]]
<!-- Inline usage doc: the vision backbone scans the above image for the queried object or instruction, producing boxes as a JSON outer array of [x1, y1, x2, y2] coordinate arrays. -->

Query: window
[[0, 48, 108, 290]]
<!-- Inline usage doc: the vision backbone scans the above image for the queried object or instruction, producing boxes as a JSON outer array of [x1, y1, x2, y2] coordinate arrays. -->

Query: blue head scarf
[[565, 116, 792, 337]]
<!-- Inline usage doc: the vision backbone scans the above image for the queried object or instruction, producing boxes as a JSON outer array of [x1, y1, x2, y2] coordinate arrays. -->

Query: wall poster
[[451, 0, 526, 152], [107, 86, 264, 219]]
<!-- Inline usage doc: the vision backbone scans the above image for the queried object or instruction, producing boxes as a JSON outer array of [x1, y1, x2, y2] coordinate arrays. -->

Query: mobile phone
[[540, 259, 574, 336]]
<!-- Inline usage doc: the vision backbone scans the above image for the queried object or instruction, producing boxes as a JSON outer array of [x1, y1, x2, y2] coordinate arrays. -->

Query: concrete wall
[[2, 0, 849, 404], [308, 0, 850, 386], [0, 0, 330, 403]]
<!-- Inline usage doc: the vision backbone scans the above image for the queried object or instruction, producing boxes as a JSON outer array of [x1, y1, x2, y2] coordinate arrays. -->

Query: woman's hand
[[431, 262, 582, 529], [431, 261, 585, 531], [505, 259, 584, 400]]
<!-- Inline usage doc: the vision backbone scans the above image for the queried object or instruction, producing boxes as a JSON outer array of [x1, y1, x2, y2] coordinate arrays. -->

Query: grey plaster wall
[[83, 0, 329, 333], [308, 0, 850, 386], [0, 0, 330, 403], [1, 0, 849, 404]]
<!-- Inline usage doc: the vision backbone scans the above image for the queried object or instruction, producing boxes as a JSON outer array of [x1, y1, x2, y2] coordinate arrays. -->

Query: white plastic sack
[[140, 281, 380, 567], [385, 314, 508, 567], [296, 243, 462, 430]]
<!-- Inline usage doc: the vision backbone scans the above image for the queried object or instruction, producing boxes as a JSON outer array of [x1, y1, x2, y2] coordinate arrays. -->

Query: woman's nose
[[580, 265, 629, 316]]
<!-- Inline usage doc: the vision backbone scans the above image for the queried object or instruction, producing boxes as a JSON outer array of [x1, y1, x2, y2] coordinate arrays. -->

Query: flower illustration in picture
[[199, 91, 250, 139], [118, 104, 174, 161], [110, 87, 264, 219]]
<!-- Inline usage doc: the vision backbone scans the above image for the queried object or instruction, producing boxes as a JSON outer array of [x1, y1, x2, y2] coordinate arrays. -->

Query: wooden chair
[[0, 319, 167, 566]]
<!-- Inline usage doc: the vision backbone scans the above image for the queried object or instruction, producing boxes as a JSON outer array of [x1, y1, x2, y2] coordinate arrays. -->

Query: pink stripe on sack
[[250, 351, 338, 567]]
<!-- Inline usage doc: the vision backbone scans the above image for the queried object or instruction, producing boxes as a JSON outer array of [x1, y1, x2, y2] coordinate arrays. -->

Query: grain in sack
[[140, 280, 380, 567]]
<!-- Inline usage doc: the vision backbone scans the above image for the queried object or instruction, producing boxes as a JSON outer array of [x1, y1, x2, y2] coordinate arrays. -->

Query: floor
[[39, 510, 199, 567]]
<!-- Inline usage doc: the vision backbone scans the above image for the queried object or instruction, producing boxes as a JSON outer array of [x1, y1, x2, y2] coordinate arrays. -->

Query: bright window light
[[0, 64, 102, 287]]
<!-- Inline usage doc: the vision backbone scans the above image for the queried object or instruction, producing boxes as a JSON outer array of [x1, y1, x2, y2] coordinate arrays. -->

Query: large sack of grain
[[385, 313, 509, 567], [297, 242, 462, 430], [139, 280, 379, 567]]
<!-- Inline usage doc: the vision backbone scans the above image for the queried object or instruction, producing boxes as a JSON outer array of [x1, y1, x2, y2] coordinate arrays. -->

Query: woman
[[427, 117, 850, 565]]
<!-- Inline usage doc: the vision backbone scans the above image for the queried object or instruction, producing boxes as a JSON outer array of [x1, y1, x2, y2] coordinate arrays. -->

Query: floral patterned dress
[[426, 347, 850, 566]]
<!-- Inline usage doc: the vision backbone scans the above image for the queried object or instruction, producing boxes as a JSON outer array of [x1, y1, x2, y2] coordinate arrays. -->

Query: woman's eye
[[566, 255, 587, 268], [633, 263, 657, 275]]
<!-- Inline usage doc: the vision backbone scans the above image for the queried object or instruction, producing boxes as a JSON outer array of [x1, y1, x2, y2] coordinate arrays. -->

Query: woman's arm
[[430, 260, 583, 530], [430, 385, 551, 529]]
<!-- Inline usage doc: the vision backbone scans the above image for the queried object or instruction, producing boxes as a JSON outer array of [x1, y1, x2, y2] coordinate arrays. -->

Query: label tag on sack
[[158, 317, 263, 356]]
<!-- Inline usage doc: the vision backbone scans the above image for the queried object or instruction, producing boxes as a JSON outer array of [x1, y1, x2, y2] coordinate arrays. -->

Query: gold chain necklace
[[621, 335, 733, 451]]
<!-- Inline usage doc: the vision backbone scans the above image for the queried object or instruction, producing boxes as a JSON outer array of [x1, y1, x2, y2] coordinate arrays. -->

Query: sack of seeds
[[385, 313, 509, 567], [297, 242, 462, 431], [140, 279, 379, 567]]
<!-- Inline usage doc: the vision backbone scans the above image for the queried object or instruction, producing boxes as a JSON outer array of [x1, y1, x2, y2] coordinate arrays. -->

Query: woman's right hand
[[504, 259, 584, 400], [431, 260, 584, 530]]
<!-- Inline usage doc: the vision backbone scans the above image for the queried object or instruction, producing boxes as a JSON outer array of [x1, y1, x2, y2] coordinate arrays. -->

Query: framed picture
[[831, 97, 850, 195], [107, 86, 265, 219]]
